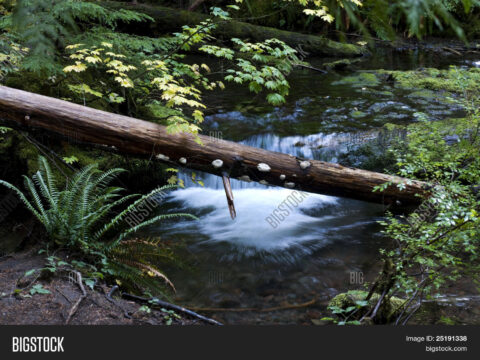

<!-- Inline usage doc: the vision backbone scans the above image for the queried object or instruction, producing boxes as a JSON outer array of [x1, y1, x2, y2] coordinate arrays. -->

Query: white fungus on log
[[259, 180, 269, 185], [156, 154, 170, 161], [238, 175, 251, 182], [212, 159, 223, 168], [299, 161, 311, 169], [257, 163, 271, 172], [284, 182, 295, 188], [279, 174, 286, 180], [179, 157, 187, 164]]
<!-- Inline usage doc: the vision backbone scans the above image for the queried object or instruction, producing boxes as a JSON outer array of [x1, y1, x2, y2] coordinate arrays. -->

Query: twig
[[443, 47, 462, 56], [20, 133, 69, 178], [190, 297, 317, 312], [65, 271, 86, 324], [402, 302, 422, 325], [56, 288, 73, 304], [370, 289, 387, 320], [121, 292, 223, 325], [294, 63, 327, 74]]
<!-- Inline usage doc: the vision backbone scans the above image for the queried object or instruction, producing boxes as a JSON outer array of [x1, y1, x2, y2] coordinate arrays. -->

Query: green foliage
[[56, 6, 298, 138], [373, 69, 480, 321], [7, 0, 152, 73], [325, 299, 368, 325], [0, 33, 26, 81], [159, 307, 181, 325], [0, 156, 198, 295], [277, 0, 477, 40], [221, 37, 298, 105]]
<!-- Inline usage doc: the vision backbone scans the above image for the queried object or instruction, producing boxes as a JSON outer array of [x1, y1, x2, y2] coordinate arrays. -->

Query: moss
[[329, 290, 405, 324], [377, 67, 480, 93], [407, 89, 437, 99], [1, 130, 169, 194], [13, 136, 42, 177], [322, 58, 362, 71], [375, 90, 394, 97], [332, 72, 380, 87], [350, 110, 367, 118], [138, 103, 184, 125]]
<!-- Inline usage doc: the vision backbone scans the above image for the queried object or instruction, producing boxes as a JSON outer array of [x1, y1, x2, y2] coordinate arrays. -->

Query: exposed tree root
[[65, 271, 87, 324]]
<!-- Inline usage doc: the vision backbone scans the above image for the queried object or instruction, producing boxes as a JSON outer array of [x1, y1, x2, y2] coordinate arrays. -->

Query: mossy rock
[[350, 110, 367, 119], [323, 58, 362, 71], [377, 67, 480, 93], [329, 290, 405, 324], [332, 72, 380, 88]]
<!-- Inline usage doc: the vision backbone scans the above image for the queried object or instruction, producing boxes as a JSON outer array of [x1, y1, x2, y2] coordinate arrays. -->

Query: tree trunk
[[0, 85, 427, 205], [105, 1, 366, 57]]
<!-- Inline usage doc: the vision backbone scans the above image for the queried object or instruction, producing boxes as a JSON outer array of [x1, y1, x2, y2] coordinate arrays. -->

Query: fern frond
[[0, 179, 45, 223], [112, 213, 198, 248], [93, 186, 172, 242], [22, 175, 48, 222]]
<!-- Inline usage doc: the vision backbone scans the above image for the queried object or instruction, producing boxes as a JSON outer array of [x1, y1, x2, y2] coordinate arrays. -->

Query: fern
[[0, 156, 197, 295], [9, 0, 153, 73]]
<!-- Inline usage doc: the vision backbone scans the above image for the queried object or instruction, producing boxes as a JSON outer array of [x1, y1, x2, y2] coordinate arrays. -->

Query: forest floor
[[0, 245, 206, 325]]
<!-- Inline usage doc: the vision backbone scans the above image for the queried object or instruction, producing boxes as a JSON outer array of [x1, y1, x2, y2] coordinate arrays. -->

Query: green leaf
[[24, 269, 36, 277], [266, 93, 285, 106], [30, 284, 50, 295]]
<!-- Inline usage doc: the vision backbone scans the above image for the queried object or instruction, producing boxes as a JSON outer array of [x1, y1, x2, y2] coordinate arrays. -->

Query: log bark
[[0, 85, 427, 205], [105, 1, 366, 57]]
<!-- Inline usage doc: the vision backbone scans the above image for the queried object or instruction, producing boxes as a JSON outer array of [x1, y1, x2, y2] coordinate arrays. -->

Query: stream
[[148, 48, 480, 324]]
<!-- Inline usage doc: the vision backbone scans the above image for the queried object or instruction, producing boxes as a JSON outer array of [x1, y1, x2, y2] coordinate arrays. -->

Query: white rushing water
[[166, 187, 338, 252]]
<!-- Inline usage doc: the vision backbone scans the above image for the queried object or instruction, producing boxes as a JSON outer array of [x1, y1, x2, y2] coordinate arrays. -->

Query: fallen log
[[0, 85, 427, 205], [104, 1, 366, 57]]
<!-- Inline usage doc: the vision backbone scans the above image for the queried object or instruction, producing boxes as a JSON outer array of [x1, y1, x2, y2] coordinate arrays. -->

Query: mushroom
[[257, 163, 271, 172], [212, 159, 223, 168], [156, 154, 170, 161], [299, 161, 311, 169]]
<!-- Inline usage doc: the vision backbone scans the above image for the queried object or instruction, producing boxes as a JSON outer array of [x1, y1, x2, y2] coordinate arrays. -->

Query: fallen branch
[[121, 292, 223, 325], [0, 85, 428, 206], [65, 271, 87, 324]]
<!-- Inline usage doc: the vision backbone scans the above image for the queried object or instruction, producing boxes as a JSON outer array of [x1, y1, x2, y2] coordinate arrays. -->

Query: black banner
[[0, 326, 478, 359]]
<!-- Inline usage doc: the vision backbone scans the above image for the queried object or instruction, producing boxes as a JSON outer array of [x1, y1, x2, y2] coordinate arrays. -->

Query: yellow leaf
[[85, 56, 101, 64], [66, 44, 84, 50], [114, 76, 134, 88], [63, 62, 87, 73]]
